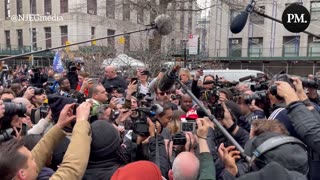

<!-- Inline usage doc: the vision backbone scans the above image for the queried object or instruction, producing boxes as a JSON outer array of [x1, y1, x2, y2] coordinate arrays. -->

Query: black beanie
[[48, 95, 77, 124], [90, 120, 121, 161]]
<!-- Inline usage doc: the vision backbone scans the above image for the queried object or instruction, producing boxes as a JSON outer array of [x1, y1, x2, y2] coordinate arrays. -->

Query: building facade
[[208, 0, 320, 76], [0, 0, 200, 66]]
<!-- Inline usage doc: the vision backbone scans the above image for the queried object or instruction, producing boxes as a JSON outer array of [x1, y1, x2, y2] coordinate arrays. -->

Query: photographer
[[0, 102, 93, 180], [192, 68, 215, 99], [30, 88, 47, 108]]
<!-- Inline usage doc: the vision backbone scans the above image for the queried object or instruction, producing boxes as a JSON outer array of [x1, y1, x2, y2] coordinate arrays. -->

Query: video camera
[[243, 91, 268, 105], [131, 105, 162, 136]]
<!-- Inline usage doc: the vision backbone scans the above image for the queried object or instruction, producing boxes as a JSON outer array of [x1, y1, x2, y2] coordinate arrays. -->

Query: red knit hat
[[111, 161, 163, 180]]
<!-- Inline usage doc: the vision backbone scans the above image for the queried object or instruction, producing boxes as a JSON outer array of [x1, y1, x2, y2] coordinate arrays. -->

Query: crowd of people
[[0, 64, 319, 180]]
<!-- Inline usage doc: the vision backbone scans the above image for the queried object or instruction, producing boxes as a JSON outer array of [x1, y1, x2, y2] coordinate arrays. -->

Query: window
[[5, 0, 11, 19], [106, 0, 115, 19], [44, 0, 52, 15], [188, 2, 193, 33], [285, 2, 303, 8], [311, 1, 320, 21], [17, 0, 23, 15], [283, 36, 300, 57], [5, 31, 11, 49], [17, 29, 23, 49], [87, 0, 97, 15], [248, 37, 263, 57], [250, 6, 265, 24], [123, 1, 130, 21], [180, 2, 185, 31], [32, 28, 37, 50], [107, 29, 115, 49], [137, 0, 144, 24], [60, 26, 68, 45], [228, 38, 242, 57], [44, 27, 52, 49], [61, 0, 68, 13], [30, 0, 37, 14], [171, 38, 176, 51], [124, 34, 130, 52]]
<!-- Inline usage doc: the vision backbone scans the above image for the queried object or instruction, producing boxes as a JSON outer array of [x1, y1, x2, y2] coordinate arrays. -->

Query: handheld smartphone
[[131, 78, 138, 84], [116, 97, 125, 105], [90, 78, 100, 84], [21, 123, 28, 136]]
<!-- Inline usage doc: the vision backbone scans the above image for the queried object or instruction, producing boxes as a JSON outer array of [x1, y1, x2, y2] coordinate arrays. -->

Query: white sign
[[188, 34, 199, 55]]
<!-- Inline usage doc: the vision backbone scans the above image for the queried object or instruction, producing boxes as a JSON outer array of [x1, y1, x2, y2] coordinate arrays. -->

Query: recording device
[[300, 77, 320, 90], [90, 78, 100, 84], [158, 66, 180, 92], [239, 75, 255, 82], [116, 97, 125, 105], [132, 104, 163, 136], [0, 128, 14, 143], [171, 94, 181, 100], [243, 91, 268, 105], [153, 14, 174, 36], [172, 133, 187, 145], [270, 74, 294, 96], [181, 121, 197, 133], [250, 82, 269, 92], [230, 0, 255, 34], [4, 102, 26, 117], [131, 78, 138, 84], [141, 70, 150, 76], [30, 103, 50, 124]]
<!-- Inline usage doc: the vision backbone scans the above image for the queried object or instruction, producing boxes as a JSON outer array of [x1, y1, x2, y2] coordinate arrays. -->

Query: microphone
[[203, 80, 215, 85], [158, 66, 180, 92], [153, 14, 174, 35], [230, 0, 255, 34], [230, 11, 249, 34], [239, 75, 255, 82]]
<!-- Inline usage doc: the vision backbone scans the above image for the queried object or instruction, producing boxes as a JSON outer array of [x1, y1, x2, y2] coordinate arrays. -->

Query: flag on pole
[[53, 51, 64, 73]]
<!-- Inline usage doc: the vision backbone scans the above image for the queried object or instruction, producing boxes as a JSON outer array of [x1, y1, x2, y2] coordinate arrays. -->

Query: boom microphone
[[0, 14, 174, 61], [153, 14, 174, 35], [158, 66, 180, 92], [239, 75, 255, 82], [230, 11, 249, 34]]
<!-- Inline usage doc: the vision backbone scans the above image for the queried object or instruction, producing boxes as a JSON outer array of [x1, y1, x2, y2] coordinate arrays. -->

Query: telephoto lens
[[4, 102, 27, 117]]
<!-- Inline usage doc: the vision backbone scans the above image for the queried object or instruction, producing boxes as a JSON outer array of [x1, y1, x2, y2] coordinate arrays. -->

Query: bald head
[[171, 152, 199, 180], [105, 66, 117, 79]]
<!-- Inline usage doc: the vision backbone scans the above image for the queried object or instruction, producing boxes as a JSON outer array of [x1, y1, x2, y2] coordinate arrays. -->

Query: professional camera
[[171, 94, 181, 101], [172, 133, 187, 145], [250, 82, 269, 92], [200, 89, 220, 102], [0, 128, 13, 143], [300, 77, 320, 90], [4, 102, 26, 117], [132, 105, 160, 136], [270, 74, 294, 96], [140, 92, 155, 108], [31, 103, 50, 124], [243, 91, 268, 105]]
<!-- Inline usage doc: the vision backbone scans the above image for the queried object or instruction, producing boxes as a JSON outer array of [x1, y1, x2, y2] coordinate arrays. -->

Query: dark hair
[[204, 75, 215, 81], [58, 77, 68, 86], [0, 89, 16, 97], [0, 139, 27, 180], [23, 134, 43, 151], [159, 102, 173, 117]]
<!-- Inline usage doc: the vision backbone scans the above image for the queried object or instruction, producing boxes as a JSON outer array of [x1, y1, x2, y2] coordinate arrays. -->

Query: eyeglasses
[[158, 91, 171, 96]]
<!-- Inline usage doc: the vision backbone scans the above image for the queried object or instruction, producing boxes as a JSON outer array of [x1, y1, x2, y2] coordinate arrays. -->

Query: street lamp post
[[30, 0, 34, 66]]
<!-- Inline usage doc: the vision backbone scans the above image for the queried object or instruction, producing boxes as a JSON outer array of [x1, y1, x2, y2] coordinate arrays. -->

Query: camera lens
[[4, 102, 27, 117]]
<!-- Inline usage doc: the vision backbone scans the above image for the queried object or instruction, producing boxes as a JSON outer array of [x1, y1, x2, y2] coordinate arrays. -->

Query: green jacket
[[198, 152, 216, 180]]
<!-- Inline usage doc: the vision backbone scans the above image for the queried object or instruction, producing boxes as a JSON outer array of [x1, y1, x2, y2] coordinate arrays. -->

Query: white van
[[191, 69, 265, 82]]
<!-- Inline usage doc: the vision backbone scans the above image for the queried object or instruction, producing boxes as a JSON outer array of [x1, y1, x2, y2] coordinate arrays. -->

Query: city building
[[208, 0, 320, 76], [0, 0, 200, 66]]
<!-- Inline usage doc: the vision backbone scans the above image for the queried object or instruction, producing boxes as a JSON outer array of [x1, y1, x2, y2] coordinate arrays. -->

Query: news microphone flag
[[53, 50, 64, 73]]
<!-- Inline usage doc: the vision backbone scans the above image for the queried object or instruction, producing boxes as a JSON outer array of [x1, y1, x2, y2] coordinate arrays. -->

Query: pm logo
[[282, 3, 311, 33]]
